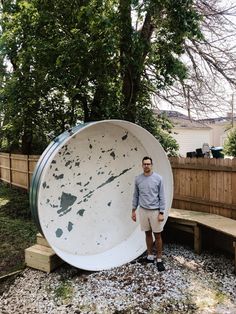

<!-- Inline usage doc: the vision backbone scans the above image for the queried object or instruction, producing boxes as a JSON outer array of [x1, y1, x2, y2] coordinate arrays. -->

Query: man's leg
[[145, 230, 153, 255], [154, 232, 165, 271], [154, 232, 162, 259]]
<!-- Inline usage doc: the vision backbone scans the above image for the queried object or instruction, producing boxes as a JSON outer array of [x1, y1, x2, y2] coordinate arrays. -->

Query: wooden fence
[[0, 153, 236, 220], [169, 157, 236, 220], [0, 153, 40, 190]]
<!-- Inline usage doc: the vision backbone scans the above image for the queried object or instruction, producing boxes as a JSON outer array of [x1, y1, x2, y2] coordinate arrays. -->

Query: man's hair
[[142, 156, 153, 164]]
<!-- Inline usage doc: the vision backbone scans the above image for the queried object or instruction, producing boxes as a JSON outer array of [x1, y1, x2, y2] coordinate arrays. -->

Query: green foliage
[[224, 127, 236, 157], [0, 182, 37, 277], [54, 281, 73, 303], [0, 0, 201, 155]]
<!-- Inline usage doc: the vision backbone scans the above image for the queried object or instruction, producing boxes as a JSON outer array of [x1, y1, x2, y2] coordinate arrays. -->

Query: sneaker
[[145, 257, 155, 264], [156, 261, 165, 271], [138, 256, 154, 264]]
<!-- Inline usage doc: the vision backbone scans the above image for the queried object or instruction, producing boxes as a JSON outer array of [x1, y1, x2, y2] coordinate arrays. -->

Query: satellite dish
[[30, 120, 173, 271]]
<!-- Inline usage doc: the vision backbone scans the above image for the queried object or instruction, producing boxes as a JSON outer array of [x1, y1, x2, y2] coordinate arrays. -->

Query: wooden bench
[[167, 208, 236, 273]]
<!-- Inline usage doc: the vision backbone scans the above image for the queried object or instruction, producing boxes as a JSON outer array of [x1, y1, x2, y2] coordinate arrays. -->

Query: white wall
[[172, 128, 212, 157], [206, 123, 231, 147]]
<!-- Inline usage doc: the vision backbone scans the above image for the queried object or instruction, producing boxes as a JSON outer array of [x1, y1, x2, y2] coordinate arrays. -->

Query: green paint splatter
[[54, 173, 64, 180], [67, 221, 73, 232], [55, 228, 63, 237], [65, 160, 72, 167], [77, 209, 85, 216], [97, 167, 132, 189], [57, 192, 77, 216], [122, 132, 128, 140], [110, 151, 115, 160]]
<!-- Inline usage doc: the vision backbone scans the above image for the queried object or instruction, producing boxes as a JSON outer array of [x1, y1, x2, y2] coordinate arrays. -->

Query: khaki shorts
[[139, 207, 164, 233]]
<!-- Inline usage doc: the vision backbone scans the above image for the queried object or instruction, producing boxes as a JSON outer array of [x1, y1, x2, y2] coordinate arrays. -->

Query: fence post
[[9, 153, 12, 188], [26, 154, 29, 190]]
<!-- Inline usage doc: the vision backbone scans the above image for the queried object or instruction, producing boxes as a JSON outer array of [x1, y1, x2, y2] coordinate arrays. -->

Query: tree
[[0, 0, 202, 154], [154, 0, 236, 119], [224, 127, 236, 157]]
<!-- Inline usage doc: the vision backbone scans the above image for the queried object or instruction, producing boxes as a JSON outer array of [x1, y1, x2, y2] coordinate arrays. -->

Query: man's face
[[142, 159, 152, 174]]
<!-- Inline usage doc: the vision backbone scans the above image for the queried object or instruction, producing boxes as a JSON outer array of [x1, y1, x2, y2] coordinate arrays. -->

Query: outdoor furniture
[[168, 208, 236, 273]]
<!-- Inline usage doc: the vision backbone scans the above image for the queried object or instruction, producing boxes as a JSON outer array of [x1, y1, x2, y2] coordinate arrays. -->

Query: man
[[131, 156, 166, 271]]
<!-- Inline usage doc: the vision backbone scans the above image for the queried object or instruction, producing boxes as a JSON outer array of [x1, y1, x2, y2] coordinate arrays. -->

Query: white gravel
[[0, 243, 235, 313]]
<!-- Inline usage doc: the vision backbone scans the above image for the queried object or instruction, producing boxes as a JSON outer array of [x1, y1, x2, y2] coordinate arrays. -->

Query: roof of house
[[158, 110, 211, 129], [198, 115, 236, 125]]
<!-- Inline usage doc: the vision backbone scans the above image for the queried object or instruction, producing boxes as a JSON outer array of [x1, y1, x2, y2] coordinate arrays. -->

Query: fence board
[[0, 153, 40, 190], [169, 157, 236, 220]]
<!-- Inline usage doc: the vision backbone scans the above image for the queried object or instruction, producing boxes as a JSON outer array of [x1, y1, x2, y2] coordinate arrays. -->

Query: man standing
[[131, 156, 166, 271]]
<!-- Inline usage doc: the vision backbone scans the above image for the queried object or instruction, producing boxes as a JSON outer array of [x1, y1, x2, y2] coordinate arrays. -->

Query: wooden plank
[[167, 222, 194, 234], [179, 167, 185, 196], [169, 157, 236, 172], [169, 208, 236, 238], [190, 169, 197, 200], [168, 216, 197, 226], [202, 169, 210, 202], [233, 242, 236, 273], [26, 244, 55, 256], [173, 195, 236, 212], [170, 162, 236, 172], [223, 170, 232, 216], [36, 233, 50, 247], [194, 225, 202, 254], [25, 244, 63, 273], [196, 167, 203, 199], [231, 171, 236, 219], [0, 270, 23, 282], [184, 169, 191, 197]]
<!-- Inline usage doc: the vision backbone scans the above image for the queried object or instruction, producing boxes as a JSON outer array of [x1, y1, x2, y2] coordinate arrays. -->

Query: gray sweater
[[132, 172, 165, 213]]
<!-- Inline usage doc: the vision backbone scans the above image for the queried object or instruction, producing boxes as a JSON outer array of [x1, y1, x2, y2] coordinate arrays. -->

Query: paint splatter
[[42, 182, 47, 188], [97, 167, 132, 189], [55, 228, 63, 238], [107, 201, 112, 207], [110, 151, 116, 160], [65, 160, 72, 167], [57, 192, 77, 216], [67, 221, 73, 232], [53, 173, 64, 180], [122, 132, 128, 140], [77, 209, 85, 216]]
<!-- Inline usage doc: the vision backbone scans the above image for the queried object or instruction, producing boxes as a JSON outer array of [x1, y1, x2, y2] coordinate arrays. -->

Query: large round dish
[[30, 120, 173, 271]]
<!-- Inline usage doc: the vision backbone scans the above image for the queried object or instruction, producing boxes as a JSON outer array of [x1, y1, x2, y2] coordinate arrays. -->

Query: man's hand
[[158, 212, 164, 222], [131, 210, 136, 222]]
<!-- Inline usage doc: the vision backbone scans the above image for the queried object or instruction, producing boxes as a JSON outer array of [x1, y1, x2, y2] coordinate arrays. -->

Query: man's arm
[[158, 178, 165, 221], [131, 179, 139, 222], [158, 178, 165, 213]]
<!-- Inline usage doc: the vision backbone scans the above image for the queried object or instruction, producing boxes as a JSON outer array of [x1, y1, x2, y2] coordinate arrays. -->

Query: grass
[[0, 181, 37, 278], [54, 281, 74, 303]]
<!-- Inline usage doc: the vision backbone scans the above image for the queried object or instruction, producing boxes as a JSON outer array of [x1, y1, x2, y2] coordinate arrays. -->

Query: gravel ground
[[0, 243, 235, 314]]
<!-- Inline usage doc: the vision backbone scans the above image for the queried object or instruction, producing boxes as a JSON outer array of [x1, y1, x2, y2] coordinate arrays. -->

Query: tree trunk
[[119, 1, 154, 122]]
